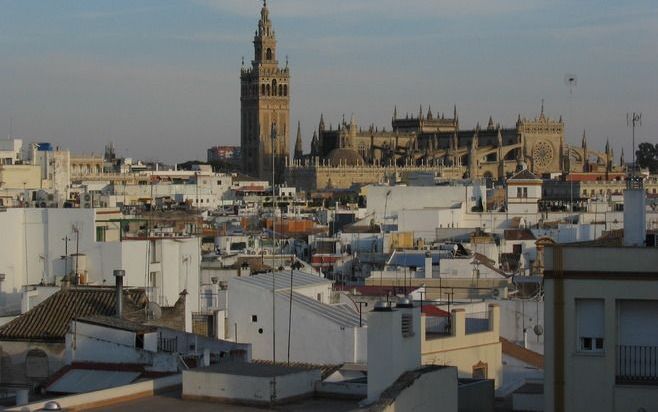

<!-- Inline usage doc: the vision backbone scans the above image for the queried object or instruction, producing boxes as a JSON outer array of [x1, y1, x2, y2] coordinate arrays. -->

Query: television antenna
[[627, 112, 642, 175]]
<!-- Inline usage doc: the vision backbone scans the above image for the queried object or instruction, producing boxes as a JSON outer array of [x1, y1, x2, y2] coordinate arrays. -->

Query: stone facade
[[287, 106, 623, 192], [240, 1, 290, 183]]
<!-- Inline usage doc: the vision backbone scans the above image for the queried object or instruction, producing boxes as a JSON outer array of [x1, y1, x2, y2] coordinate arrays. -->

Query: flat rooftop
[[88, 389, 359, 412], [192, 361, 314, 378]]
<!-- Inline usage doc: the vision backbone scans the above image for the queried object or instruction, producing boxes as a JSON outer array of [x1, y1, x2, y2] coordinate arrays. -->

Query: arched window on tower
[[266, 48, 272, 61], [283, 85, 288, 96], [266, 84, 270, 96], [261, 84, 266, 96], [278, 84, 283, 96], [272, 80, 277, 96]]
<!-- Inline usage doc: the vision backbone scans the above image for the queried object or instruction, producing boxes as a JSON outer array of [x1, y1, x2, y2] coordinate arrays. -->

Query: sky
[[0, 0, 656, 163]]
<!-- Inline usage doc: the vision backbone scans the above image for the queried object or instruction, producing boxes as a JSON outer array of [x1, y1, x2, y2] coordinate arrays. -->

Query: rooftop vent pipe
[[113, 270, 125, 318]]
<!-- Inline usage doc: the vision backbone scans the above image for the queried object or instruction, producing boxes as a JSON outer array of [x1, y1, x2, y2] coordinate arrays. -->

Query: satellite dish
[[147, 302, 162, 321], [533, 324, 544, 336]]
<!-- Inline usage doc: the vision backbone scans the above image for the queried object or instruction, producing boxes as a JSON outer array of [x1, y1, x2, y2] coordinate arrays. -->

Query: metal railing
[[158, 336, 178, 353], [617, 345, 658, 384]]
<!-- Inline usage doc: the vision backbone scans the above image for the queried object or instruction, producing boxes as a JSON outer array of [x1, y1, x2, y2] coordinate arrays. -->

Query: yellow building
[[421, 304, 503, 389], [0, 165, 42, 190]]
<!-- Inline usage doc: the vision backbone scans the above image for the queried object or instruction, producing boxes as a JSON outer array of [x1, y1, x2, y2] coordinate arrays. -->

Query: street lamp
[[356, 301, 368, 327]]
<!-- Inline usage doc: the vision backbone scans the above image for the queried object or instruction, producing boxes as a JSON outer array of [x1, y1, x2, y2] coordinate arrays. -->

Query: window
[[576, 299, 605, 352], [96, 226, 107, 242], [25, 349, 49, 379], [136, 333, 144, 349], [401, 313, 414, 338], [523, 187, 528, 198], [517, 187, 522, 198], [252, 315, 258, 322], [266, 48, 272, 60], [317, 293, 322, 302]]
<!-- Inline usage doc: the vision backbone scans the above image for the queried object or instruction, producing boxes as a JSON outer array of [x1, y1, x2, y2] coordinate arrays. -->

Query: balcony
[[617, 345, 658, 385]]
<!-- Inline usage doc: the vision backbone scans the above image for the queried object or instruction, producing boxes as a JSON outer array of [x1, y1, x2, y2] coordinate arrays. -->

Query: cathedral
[[239, 3, 622, 192], [286, 104, 622, 191]]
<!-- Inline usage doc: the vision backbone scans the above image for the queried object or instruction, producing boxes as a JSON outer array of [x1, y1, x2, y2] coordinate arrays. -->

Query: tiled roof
[[508, 169, 541, 181], [234, 270, 331, 291], [421, 305, 450, 318], [0, 287, 147, 343], [276, 290, 364, 328]]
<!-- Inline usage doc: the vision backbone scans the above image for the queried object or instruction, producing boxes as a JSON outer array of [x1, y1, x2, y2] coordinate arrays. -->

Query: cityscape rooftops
[[233, 270, 331, 292]]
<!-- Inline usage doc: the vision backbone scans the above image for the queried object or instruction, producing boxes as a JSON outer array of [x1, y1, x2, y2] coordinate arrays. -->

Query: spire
[[393, 105, 397, 121], [581, 130, 587, 148], [427, 106, 433, 120], [258, 0, 272, 35], [605, 138, 610, 154], [471, 130, 479, 150], [419, 105, 424, 120], [294, 121, 303, 160], [319, 113, 325, 131], [453, 104, 458, 121], [497, 128, 503, 146], [620, 148, 625, 167], [487, 116, 494, 130], [539, 98, 545, 120], [311, 131, 319, 157]]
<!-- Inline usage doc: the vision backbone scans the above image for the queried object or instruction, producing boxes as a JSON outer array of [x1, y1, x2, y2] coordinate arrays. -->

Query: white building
[[0, 208, 201, 330], [0, 139, 23, 165], [366, 183, 486, 229], [225, 271, 367, 365], [506, 169, 542, 215]]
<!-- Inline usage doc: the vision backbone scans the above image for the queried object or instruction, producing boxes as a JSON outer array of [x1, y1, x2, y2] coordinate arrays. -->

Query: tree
[[636, 142, 658, 173]]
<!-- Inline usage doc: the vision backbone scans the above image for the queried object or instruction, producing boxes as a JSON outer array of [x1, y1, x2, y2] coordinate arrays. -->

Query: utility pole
[[356, 301, 368, 328], [62, 236, 69, 278], [271, 121, 277, 364]]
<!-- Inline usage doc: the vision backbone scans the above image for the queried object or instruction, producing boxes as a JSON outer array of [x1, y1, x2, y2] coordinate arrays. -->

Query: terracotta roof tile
[[0, 287, 146, 343]]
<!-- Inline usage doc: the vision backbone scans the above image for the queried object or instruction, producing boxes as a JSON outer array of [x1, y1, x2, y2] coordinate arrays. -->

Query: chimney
[[367, 298, 421, 403], [113, 270, 125, 318], [424, 251, 432, 279], [623, 176, 647, 247]]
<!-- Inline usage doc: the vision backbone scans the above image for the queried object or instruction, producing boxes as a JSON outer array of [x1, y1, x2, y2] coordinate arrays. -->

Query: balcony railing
[[617, 345, 658, 384], [158, 336, 178, 353]]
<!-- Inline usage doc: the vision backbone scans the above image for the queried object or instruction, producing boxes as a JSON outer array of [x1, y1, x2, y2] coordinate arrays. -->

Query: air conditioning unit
[[83, 194, 92, 202], [491, 287, 508, 300]]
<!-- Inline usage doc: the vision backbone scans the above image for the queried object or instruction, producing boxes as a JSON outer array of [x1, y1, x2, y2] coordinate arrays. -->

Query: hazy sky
[[0, 0, 656, 163]]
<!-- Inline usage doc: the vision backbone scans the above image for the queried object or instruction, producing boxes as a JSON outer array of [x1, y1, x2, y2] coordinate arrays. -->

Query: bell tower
[[240, 0, 290, 181]]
